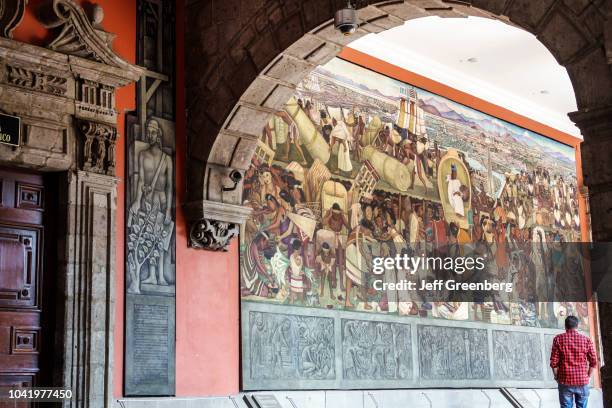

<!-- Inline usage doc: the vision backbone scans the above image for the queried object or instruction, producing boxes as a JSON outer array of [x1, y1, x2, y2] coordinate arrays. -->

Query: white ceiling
[[348, 16, 580, 137]]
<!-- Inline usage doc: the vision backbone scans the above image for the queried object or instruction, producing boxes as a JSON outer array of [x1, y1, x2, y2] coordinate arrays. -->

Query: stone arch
[[184, 0, 612, 248]]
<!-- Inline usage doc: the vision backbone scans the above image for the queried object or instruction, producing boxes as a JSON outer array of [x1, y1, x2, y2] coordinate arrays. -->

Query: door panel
[[0, 227, 40, 309], [0, 170, 44, 404]]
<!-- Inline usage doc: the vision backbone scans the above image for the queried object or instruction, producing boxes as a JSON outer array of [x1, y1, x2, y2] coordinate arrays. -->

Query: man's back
[[550, 329, 596, 386]]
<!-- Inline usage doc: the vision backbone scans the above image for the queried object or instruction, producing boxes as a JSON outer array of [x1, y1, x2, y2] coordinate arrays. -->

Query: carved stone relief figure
[[418, 325, 490, 380], [124, 0, 176, 396], [493, 330, 543, 380], [127, 118, 175, 294], [248, 311, 335, 381], [342, 319, 412, 380], [79, 120, 118, 174]]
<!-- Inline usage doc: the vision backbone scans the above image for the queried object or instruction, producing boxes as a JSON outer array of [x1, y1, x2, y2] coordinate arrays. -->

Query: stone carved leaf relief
[[6, 65, 68, 96], [249, 311, 335, 381], [127, 199, 171, 293], [342, 319, 412, 380], [418, 325, 490, 380]]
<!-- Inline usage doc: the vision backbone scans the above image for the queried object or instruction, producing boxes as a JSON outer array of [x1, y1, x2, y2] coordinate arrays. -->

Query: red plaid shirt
[[550, 329, 597, 385]]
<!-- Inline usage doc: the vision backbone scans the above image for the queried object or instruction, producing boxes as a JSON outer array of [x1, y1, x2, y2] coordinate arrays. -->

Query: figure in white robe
[[446, 164, 465, 216], [330, 121, 353, 173]]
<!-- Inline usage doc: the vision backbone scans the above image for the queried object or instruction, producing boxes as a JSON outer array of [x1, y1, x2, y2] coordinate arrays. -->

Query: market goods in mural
[[240, 58, 587, 329]]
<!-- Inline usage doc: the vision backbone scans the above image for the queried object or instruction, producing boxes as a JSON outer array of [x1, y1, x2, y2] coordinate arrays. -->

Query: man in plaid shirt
[[550, 315, 598, 408]]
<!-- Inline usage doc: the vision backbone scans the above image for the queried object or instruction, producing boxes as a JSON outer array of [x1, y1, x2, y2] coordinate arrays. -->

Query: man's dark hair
[[565, 315, 579, 330], [292, 240, 301, 251]]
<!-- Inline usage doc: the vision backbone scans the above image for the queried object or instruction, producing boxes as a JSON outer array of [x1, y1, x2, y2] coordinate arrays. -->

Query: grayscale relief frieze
[[493, 330, 543, 380], [418, 325, 490, 380], [342, 319, 412, 380], [249, 311, 335, 381]]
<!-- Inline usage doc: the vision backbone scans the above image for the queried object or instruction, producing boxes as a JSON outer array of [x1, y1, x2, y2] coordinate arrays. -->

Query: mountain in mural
[[420, 97, 478, 127], [419, 101, 442, 117], [510, 131, 539, 147], [478, 118, 511, 136]]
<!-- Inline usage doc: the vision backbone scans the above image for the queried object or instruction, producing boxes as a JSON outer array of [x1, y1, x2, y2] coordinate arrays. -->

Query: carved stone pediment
[[0, 0, 144, 174], [41, 0, 142, 81]]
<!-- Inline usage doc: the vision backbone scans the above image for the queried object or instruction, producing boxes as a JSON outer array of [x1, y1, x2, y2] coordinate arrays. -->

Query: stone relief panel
[[493, 330, 543, 380], [248, 311, 335, 381], [124, 0, 175, 396], [418, 325, 490, 380], [79, 120, 118, 175], [342, 319, 412, 380], [126, 117, 175, 296]]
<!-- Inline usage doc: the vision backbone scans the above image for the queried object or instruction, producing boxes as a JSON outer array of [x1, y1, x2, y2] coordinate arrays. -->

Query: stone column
[[570, 104, 612, 404], [570, 106, 612, 241], [56, 170, 118, 408]]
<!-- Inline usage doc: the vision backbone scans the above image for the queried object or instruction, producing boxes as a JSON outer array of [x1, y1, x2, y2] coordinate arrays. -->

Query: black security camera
[[334, 1, 359, 36], [223, 170, 243, 192], [229, 170, 242, 183]]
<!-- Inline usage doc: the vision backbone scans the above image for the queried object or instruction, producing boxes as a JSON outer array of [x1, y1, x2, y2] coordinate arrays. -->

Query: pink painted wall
[[174, 0, 240, 396]]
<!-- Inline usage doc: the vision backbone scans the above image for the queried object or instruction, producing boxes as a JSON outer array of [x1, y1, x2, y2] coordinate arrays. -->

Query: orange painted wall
[[14, 0, 136, 398], [174, 0, 240, 396]]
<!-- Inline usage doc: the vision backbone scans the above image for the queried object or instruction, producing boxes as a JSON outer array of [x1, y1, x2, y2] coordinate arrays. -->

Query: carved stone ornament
[[183, 199, 252, 251], [0, 0, 27, 38], [79, 119, 117, 174], [189, 219, 239, 251], [42, 0, 136, 72], [6, 63, 68, 95]]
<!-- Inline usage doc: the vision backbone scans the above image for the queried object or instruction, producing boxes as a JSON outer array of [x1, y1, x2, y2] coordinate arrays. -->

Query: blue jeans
[[558, 384, 590, 408]]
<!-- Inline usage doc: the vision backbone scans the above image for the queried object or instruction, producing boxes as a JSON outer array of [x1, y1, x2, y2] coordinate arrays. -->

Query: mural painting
[[240, 57, 588, 331]]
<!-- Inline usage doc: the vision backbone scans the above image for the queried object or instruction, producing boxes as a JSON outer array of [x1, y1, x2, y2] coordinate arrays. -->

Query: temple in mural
[[239, 58, 589, 389]]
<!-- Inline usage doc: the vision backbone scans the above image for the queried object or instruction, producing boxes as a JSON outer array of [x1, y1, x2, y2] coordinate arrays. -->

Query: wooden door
[[0, 169, 45, 401]]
